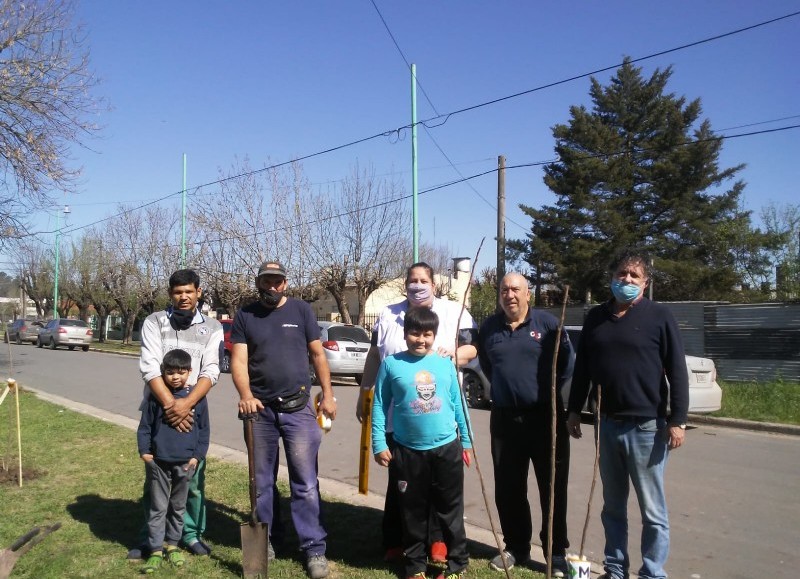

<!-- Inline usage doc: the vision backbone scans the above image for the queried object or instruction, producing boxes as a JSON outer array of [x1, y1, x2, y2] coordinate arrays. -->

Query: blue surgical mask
[[610, 279, 641, 303], [406, 282, 433, 306]]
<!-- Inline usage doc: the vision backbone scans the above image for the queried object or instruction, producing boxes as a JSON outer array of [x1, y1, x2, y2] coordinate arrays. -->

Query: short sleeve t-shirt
[[230, 298, 321, 402]]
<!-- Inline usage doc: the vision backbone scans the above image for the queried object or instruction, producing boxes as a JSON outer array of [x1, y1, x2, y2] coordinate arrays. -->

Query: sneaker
[[551, 555, 567, 578], [267, 542, 275, 561], [489, 550, 527, 571], [384, 546, 404, 562], [140, 552, 163, 574], [407, 573, 427, 579], [306, 554, 330, 579], [435, 572, 465, 579], [165, 546, 186, 567], [429, 541, 448, 564], [185, 540, 209, 556]]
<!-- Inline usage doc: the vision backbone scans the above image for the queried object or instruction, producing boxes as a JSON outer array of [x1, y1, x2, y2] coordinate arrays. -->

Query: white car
[[464, 326, 723, 414], [310, 321, 370, 383]]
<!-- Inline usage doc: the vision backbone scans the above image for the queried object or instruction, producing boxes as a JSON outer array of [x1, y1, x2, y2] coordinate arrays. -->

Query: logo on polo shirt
[[530, 330, 542, 341], [282, 323, 299, 328]]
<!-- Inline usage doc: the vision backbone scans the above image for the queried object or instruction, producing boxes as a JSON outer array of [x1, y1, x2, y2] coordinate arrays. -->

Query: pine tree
[[516, 58, 777, 302]]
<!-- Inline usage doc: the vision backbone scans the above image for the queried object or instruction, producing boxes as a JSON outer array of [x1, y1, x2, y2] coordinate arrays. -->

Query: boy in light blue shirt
[[372, 306, 472, 579]]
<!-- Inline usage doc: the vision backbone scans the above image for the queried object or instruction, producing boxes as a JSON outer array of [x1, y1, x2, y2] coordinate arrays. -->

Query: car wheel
[[220, 351, 231, 373], [37, 338, 43, 348], [354, 373, 364, 386], [3, 332, 8, 344], [309, 363, 318, 385], [82, 345, 89, 352], [68, 345, 75, 351], [463, 370, 489, 409], [49, 338, 57, 350], [15, 334, 22, 345]]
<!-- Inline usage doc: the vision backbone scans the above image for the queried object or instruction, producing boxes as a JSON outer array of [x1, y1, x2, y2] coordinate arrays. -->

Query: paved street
[[4, 344, 799, 578]]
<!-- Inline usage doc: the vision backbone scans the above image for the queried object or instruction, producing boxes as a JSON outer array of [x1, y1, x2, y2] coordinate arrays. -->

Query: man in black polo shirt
[[231, 260, 337, 579], [478, 272, 574, 577]]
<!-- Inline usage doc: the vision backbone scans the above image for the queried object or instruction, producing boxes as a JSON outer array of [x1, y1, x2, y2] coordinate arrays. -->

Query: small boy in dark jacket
[[136, 349, 210, 574]]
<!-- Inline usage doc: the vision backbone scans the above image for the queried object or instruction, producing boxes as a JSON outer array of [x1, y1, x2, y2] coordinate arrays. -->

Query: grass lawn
[[714, 379, 800, 425], [0, 389, 545, 579]]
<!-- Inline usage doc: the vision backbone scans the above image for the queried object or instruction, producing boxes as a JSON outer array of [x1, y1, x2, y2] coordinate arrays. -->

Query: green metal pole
[[411, 63, 419, 262], [54, 210, 61, 319], [182, 153, 187, 267]]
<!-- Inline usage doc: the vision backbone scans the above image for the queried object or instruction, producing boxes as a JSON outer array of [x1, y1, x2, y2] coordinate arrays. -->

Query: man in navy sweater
[[567, 249, 689, 579]]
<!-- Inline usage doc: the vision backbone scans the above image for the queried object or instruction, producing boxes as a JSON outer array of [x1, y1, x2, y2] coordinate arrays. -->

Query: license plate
[[350, 352, 365, 358]]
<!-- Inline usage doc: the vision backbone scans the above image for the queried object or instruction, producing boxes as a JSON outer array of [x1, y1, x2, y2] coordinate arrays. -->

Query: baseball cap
[[257, 261, 287, 278]]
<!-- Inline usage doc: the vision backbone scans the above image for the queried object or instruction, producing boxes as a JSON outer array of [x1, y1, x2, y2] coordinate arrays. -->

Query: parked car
[[4, 319, 45, 345], [37, 318, 93, 351], [219, 319, 233, 373], [310, 321, 370, 383], [463, 326, 723, 416]]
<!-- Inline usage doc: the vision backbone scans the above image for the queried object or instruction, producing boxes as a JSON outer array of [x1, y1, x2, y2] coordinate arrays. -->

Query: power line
[[15, 10, 800, 241]]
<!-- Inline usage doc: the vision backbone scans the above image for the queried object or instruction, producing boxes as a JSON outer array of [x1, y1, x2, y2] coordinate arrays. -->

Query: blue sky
[[10, 1, 799, 276]]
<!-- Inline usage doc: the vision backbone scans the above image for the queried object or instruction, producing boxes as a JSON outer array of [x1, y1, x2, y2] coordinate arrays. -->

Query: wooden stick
[[580, 384, 602, 557], [453, 240, 513, 578], [547, 285, 570, 579], [9, 379, 21, 488], [357, 388, 373, 495]]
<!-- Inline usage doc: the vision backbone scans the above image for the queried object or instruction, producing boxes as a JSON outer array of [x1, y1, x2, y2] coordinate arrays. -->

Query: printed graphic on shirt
[[410, 369, 442, 414]]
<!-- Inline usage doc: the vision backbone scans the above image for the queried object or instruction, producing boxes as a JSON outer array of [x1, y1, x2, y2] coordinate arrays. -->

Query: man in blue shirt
[[231, 260, 337, 579], [478, 272, 574, 577]]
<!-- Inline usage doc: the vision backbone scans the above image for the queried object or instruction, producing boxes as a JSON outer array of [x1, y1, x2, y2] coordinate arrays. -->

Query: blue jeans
[[599, 416, 669, 579], [251, 401, 327, 556]]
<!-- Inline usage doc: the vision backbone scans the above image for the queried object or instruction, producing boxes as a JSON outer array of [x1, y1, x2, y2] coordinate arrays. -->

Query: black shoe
[[126, 546, 148, 561], [184, 540, 210, 556]]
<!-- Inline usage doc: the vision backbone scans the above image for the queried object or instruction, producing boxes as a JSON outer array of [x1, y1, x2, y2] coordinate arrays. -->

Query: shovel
[[0, 523, 61, 579], [241, 416, 269, 578]]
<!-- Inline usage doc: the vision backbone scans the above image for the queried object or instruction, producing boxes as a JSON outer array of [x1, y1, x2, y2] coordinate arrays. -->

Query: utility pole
[[496, 155, 506, 307]]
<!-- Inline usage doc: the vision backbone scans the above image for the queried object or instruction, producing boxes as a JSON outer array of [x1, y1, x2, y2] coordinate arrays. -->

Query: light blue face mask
[[610, 279, 641, 303]]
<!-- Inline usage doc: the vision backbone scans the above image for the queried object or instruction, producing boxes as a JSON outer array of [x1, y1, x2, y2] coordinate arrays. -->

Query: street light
[[53, 205, 70, 318]]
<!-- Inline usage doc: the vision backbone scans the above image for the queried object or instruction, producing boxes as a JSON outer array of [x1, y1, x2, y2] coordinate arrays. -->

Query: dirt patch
[[0, 466, 45, 485]]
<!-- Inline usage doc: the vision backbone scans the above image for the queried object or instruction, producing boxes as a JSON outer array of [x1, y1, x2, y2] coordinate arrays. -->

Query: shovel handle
[[243, 417, 259, 525]]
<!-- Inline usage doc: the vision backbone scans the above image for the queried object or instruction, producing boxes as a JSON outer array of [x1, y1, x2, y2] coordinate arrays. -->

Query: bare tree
[[0, 0, 103, 245], [10, 240, 52, 317]]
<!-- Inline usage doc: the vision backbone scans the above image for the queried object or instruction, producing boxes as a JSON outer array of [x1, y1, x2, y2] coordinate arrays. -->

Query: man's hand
[[164, 397, 195, 432], [667, 425, 686, 449], [141, 453, 154, 463], [374, 449, 392, 467], [238, 396, 264, 416], [318, 395, 337, 420], [567, 412, 583, 439]]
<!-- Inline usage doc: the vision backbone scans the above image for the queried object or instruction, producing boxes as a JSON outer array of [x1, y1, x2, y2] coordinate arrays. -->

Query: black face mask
[[259, 289, 283, 309], [170, 308, 195, 330]]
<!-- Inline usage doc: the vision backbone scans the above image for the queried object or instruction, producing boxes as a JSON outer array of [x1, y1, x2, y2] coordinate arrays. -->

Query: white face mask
[[406, 282, 433, 306]]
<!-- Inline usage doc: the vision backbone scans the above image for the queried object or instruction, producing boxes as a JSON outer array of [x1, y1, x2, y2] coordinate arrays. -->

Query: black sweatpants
[[490, 404, 570, 559], [391, 438, 468, 576]]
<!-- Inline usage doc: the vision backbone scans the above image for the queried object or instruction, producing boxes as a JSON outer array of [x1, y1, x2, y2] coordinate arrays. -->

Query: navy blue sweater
[[567, 298, 689, 424], [137, 387, 210, 462]]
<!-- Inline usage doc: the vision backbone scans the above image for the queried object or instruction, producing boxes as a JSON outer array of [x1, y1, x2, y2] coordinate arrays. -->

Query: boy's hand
[[374, 449, 392, 467], [185, 458, 198, 475], [141, 453, 154, 463], [463, 449, 473, 467]]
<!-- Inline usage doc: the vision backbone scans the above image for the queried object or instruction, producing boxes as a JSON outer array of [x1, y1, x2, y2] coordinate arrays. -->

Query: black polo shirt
[[478, 309, 574, 409]]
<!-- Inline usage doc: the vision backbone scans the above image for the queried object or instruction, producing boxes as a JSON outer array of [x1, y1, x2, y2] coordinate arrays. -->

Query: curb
[[688, 413, 800, 436]]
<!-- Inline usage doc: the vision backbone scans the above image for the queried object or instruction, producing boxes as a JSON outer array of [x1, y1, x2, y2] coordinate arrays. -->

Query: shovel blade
[[240, 522, 269, 578]]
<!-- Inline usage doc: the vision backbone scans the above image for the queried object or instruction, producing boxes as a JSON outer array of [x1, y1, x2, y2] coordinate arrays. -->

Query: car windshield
[[327, 326, 369, 343], [60, 319, 88, 327]]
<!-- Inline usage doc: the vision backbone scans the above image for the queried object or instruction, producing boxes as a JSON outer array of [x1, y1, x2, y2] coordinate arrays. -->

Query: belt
[[602, 414, 653, 422]]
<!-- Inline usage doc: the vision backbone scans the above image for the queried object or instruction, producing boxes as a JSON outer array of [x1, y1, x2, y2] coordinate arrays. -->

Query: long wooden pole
[[546, 286, 570, 579], [357, 389, 373, 495], [580, 384, 602, 556], [9, 379, 22, 487]]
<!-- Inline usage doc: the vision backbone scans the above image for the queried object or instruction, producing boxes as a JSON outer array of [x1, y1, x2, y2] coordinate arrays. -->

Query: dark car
[[4, 319, 45, 345]]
